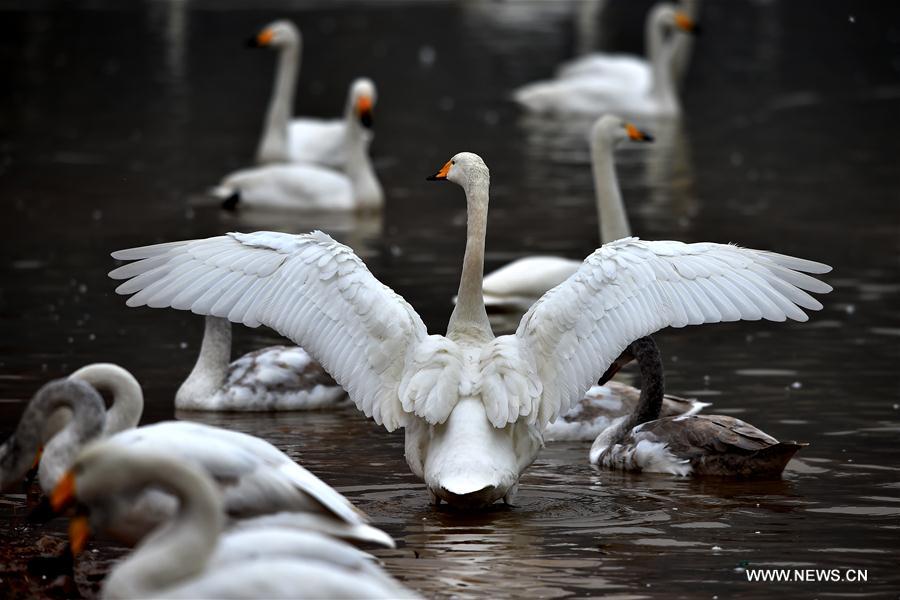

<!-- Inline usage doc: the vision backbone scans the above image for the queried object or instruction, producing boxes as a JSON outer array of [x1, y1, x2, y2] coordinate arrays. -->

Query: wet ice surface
[[1, 0, 899, 597]]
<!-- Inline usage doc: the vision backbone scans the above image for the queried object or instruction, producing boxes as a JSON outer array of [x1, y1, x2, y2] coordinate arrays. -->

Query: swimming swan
[[590, 337, 806, 477], [175, 315, 347, 411], [52, 443, 417, 599], [109, 152, 832, 509], [214, 21, 382, 211], [514, 4, 698, 116]]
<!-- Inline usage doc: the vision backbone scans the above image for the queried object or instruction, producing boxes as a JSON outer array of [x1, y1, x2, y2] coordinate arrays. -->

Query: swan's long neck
[[626, 337, 665, 429], [176, 316, 232, 405], [344, 128, 383, 210], [591, 135, 631, 243], [646, 12, 679, 113], [102, 457, 223, 598], [0, 380, 104, 492], [448, 176, 492, 339], [70, 363, 144, 436], [255, 41, 299, 164]]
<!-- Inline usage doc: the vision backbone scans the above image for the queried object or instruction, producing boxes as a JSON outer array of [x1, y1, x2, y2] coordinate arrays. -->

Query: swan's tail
[[752, 441, 807, 477], [209, 185, 240, 210]]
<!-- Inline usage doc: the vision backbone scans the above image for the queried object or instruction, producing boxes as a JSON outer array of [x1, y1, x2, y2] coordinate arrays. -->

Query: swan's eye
[[451, 161, 456, 165]]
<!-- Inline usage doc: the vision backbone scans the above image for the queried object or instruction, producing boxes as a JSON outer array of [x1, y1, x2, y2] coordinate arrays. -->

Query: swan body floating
[[52, 443, 417, 599], [109, 152, 831, 509], [481, 115, 651, 308], [543, 382, 708, 442], [218, 21, 382, 211], [176, 315, 347, 411], [514, 4, 697, 116], [590, 337, 806, 477], [558, 0, 700, 90], [1, 366, 390, 546]]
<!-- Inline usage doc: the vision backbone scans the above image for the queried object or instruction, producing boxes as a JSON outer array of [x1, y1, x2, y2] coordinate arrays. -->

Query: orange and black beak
[[247, 27, 275, 48], [51, 470, 77, 512], [626, 123, 654, 143], [675, 12, 701, 35], [356, 95, 374, 129], [68, 513, 91, 557], [426, 160, 452, 181]]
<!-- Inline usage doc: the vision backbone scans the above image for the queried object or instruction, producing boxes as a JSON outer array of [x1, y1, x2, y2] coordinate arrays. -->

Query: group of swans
[[514, 2, 699, 116], [1, 367, 414, 597], [213, 20, 383, 211], [109, 151, 832, 508], [1, 364, 392, 548]]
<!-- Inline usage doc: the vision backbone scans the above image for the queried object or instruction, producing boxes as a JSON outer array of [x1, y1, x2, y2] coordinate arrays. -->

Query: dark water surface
[[1, 0, 899, 598]]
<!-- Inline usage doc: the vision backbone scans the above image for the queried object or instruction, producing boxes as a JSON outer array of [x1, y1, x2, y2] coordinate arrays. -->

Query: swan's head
[[652, 4, 700, 35], [349, 78, 376, 130], [248, 20, 300, 49], [427, 152, 490, 189], [593, 115, 654, 147]]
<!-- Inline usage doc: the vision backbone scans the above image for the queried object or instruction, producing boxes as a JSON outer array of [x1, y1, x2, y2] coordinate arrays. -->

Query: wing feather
[[110, 231, 429, 431], [481, 238, 831, 429]]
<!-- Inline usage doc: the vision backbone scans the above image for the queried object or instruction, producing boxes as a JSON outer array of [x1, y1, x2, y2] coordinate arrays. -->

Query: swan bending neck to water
[[53, 443, 415, 599], [250, 20, 300, 164], [481, 114, 651, 307], [590, 337, 806, 477], [176, 316, 347, 411], [109, 153, 832, 509]]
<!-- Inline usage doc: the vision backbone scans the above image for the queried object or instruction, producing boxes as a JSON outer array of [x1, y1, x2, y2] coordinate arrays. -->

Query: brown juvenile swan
[[590, 337, 806, 477]]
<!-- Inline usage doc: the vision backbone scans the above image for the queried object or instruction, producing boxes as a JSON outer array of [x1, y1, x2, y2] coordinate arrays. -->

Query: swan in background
[[0, 365, 141, 493], [109, 152, 832, 509], [482, 114, 651, 309], [514, 3, 698, 116], [2, 366, 391, 546], [559, 0, 701, 90], [53, 443, 417, 599], [288, 78, 377, 170], [590, 337, 806, 477], [175, 316, 347, 411], [220, 20, 383, 211]]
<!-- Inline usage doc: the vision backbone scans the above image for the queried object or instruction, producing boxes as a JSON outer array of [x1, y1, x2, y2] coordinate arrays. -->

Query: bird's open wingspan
[[483, 237, 832, 429], [109, 231, 428, 431]]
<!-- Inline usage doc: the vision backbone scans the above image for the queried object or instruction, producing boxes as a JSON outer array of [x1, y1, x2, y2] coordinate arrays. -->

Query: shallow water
[[1, 0, 899, 597]]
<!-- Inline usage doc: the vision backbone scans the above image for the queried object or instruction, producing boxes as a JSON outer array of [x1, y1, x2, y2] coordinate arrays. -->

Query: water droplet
[[848, 15, 855, 23], [790, 381, 803, 389], [91, 209, 103, 221], [179, 341, 188, 349], [78, 283, 88, 294]]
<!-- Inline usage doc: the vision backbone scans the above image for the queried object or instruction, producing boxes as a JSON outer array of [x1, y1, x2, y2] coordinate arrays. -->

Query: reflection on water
[[1, 0, 899, 597]]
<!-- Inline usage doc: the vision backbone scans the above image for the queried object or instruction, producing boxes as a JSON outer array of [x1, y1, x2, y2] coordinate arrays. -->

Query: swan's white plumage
[[288, 119, 347, 168], [482, 256, 580, 308], [106, 420, 365, 526], [111, 232, 830, 437], [213, 164, 355, 211], [492, 238, 831, 430]]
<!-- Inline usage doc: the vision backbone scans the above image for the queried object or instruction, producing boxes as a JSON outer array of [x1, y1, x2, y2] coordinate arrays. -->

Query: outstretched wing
[[109, 231, 428, 431], [483, 238, 831, 429]]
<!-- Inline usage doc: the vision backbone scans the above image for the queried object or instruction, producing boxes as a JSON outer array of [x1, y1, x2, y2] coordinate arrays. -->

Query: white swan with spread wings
[[109, 152, 831, 509]]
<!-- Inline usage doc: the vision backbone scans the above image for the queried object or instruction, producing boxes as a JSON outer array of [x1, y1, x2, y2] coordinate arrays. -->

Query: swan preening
[[109, 151, 831, 509], [514, 3, 698, 116], [175, 315, 347, 411], [214, 20, 383, 211], [589, 337, 806, 477], [482, 114, 651, 309], [52, 442, 417, 599], [1, 365, 392, 547]]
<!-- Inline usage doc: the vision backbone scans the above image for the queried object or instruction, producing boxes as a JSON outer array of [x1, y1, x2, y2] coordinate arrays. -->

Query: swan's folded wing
[[108, 421, 367, 526], [493, 238, 831, 429], [109, 231, 427, 431]]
